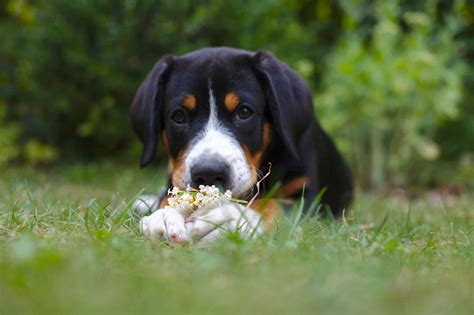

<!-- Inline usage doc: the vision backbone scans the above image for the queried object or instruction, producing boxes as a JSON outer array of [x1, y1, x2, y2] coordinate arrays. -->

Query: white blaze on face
[[183, 81, 253, 198]]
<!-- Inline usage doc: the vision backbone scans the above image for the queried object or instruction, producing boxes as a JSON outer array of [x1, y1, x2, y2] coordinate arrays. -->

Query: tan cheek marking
[[224, 92, 240, 112], [242, 124, 272, 184], [183, 94, 196, 111], [262, 123, 271, 150], [159, 196, 169, 208], [161, 131, 169, 152], [170, 146, 189, 188], [277, 176, 310, 197], [242, 145, 262, 184], [162, 131, 173, 174], [249, 198, 283, 231]]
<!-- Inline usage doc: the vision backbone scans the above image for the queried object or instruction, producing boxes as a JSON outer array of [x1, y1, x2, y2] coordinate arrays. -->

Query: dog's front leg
[[185, 203, 263, 246]]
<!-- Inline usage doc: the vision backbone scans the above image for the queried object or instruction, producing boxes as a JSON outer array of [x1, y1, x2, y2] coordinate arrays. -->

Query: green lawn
[[0, 164, 472, 315]]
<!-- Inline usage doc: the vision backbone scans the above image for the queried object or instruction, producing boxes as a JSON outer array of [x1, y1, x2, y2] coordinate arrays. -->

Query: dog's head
[[131, 48, 313, 198]]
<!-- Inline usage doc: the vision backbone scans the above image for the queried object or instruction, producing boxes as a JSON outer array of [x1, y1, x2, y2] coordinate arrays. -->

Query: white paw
[[185, 203, 263, 245], [140, 208, 190, 244], [132, 195, 159, 215]]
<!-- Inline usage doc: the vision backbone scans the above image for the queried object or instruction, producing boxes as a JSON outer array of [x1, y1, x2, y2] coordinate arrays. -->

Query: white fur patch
[[182, 81, 253, 198], [185, 203, 263, 246]]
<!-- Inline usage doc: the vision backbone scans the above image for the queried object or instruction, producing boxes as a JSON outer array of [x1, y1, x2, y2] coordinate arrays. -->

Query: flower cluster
[[166, 185, 233, 216]]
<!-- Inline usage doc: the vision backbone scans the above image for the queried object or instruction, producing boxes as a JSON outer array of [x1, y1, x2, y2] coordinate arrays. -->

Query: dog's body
[[131, 47, 353, 244]]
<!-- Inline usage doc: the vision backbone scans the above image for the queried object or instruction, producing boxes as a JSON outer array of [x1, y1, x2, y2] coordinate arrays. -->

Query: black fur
[[131, 47, 353, 216], [130, 55, 174, 167]]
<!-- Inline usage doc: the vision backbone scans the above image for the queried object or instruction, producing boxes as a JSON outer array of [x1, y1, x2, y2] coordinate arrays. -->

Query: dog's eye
[[171, 110, 186, 124], [237, 106, 253, 120]]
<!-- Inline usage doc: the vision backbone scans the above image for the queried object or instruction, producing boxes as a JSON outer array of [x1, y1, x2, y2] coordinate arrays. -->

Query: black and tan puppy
[[131, 47, 353, 244]]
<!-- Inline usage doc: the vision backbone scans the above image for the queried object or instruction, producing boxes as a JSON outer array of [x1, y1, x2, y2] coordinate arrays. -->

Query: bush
[[0, 102, 19, 165], [316, 1, 465, 188]]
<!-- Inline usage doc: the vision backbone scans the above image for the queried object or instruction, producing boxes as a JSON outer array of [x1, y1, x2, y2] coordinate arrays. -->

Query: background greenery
[[0, 0, 473, 189]]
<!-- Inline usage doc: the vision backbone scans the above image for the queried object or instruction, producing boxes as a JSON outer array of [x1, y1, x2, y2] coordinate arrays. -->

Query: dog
[[131, 47, 353, 244]]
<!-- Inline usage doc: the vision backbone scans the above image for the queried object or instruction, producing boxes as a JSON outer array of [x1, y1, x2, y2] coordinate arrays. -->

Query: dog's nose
[[191, 159, 229, 189]]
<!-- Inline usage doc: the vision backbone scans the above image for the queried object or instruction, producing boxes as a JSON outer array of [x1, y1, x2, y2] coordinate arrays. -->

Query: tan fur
[[242, 145, 262, 184], [170, 146, 189, 188], [249, 199, 283, 230], [183, 94, 196, 111], [224, 92, 240, 112], [161, 131, 169, 152], [262, 123, 271, 150], [277, 176, 310, 197], [159, 195, 169, 208], [241, 123, 272, 184]]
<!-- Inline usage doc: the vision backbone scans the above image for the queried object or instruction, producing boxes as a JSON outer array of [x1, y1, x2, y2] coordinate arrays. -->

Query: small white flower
[[165, 185, 238, 216], [168, 186, 180, 196]]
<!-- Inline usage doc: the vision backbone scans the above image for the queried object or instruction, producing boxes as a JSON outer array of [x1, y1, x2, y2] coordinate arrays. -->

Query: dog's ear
[[252, 50, 313, 161], [130, 56, 174, 167]]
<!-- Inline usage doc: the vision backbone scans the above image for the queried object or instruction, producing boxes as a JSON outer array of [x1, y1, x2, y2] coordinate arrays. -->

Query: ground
[[0, 164, 472, 315]]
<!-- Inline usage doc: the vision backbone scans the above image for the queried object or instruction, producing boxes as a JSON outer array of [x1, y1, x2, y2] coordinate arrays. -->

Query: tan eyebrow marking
[[224, 92, 240, 112], [182, 94, 196, 110]]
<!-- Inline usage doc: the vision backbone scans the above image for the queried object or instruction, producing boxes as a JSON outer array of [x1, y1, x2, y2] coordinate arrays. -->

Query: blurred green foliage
[[0, 102, 19, 164], [0, 0, 472, 189], [317, 1, 465, 188]]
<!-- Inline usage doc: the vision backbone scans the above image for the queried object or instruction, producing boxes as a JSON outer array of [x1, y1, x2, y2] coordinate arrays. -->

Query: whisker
[[249, 165, 265, 180]]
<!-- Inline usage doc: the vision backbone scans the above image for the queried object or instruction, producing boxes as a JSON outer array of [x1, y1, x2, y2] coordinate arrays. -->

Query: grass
[[0, 163, 473, 315]]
